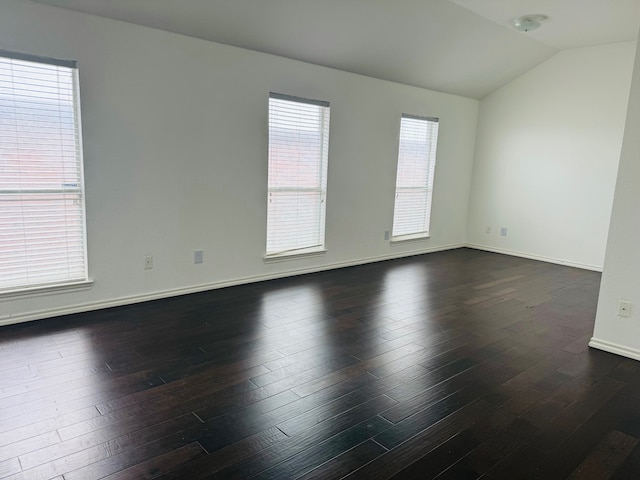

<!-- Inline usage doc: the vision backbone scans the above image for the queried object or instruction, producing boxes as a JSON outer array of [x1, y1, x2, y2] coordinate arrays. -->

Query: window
[[0, 50, 87, 292], [266, 93, 330, 257], [391, 114, 439, 241]]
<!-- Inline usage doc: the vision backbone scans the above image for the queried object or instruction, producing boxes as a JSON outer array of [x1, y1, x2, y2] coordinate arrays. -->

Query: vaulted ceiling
[[33, 0, 640, 99]]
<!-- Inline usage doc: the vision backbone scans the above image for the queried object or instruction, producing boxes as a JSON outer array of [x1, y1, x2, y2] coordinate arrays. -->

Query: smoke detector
[[513, 14, 549, 32]]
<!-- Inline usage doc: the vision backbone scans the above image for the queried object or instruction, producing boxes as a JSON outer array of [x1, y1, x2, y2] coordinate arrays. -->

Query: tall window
[[0, 51, 87, 292], [266, 93, 330, 257], [391, 114, 439, 240]]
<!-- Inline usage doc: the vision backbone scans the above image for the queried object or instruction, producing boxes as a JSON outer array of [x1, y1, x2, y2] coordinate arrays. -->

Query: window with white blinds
[[0, 50, 87, 292], [266, 93, 330, 257], [391, 114, 439, 240]]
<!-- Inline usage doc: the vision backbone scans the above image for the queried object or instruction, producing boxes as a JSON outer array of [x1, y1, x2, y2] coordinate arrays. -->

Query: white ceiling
[[32, 0, 640, 99]]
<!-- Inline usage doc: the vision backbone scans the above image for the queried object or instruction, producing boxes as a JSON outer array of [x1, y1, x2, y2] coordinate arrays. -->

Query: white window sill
[[391, 233, 430, 244], [0, 280, 93, 301], [264, 248, 327, 263]]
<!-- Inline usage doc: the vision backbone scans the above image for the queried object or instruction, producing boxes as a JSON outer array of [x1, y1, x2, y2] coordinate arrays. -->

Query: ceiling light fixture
[[512, 14, 548, 32]]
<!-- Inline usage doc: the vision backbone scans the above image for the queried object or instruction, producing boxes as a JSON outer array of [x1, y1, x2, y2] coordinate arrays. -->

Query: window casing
[[391, 114, 439, 241], [266, 93, 330, 257], [0, 50, 88, 293]]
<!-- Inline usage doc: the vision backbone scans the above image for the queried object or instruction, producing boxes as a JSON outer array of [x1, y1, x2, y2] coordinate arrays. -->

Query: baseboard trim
[[588, 337, 640, 361], [1, 243, 464, 327], [465, 244, 602, 272]]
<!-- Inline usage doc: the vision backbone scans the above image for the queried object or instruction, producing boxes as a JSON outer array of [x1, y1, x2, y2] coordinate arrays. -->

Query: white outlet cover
[[618, 300, 632, 317]]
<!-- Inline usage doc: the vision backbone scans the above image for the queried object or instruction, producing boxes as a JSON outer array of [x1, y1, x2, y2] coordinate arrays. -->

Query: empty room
[[2, 0, 640, 478]]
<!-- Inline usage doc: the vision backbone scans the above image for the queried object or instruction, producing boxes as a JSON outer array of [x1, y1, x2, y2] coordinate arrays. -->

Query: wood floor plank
[[0, 430, 60, 464], [611, 441, 640, 479], [297, 440, 387, 480], [384, 357, 477, 402], [19, 413, 202, 470], [343, 399, 494, 479], [533, 388, 640, 480], [567, 430, 638, 479], [375, 384, 486, 450], [528, 376, 626, 454], [100, 442, 207, 480], [277, 392, 397, 437], [482, 443, 548, 479], [388, 432, 479, 479], [434, 432, 523, 480], [160, 426, 287, 478], [0, 405, 100, 437], [381, 366, 479, 423], [290, 343, 425, 397], [184, 414, 394, 479], [0, 458, 21, 479], [0, 370, 165, 421], [62, 429, 206, 480], [251, 419, 391, 479]]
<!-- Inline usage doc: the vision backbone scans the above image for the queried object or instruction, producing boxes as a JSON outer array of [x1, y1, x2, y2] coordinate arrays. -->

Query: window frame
[[391, 113, 440, 242], [265, 92, 331, 260], [0, 49, 90, 296]]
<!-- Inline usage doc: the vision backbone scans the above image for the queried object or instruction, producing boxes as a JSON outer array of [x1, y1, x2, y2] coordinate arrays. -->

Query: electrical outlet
[[485, 226, 492, 234], [500, 227, 507, 236], [194, 250, 203, 264], [384, 230, 390, 241], [144, 255, 153, 269], [618, 299, 632, 317]]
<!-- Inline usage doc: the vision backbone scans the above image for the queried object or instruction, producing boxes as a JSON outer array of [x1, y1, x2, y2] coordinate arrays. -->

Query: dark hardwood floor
[[1, 248, 639, 479]]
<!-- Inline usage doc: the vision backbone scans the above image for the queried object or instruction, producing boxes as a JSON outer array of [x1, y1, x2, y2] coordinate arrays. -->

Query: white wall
[[591, 37, 640, 360], [466, 42, 635, 270], [0, 0, 478, 325]]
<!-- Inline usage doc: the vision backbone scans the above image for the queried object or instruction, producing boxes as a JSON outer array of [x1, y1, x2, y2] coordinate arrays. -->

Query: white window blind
[[392, 114, 439, 240], [0, 50, 87, 292], [266, 93, 330, 257]]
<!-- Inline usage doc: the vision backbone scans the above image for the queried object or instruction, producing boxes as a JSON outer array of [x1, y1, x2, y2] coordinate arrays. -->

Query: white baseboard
[[465, 244, 602, 272], [1, 243, 464, 327], [588, 337, 640, 362]]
